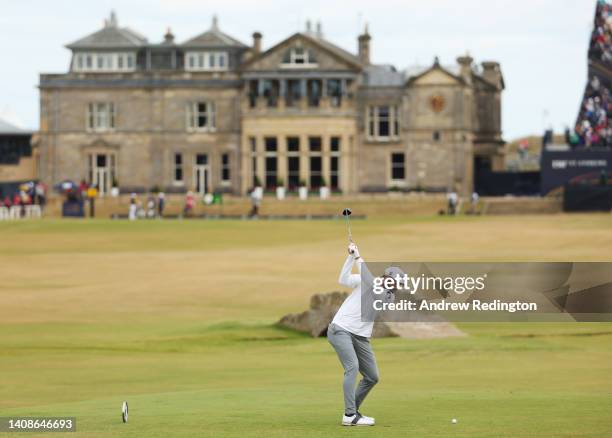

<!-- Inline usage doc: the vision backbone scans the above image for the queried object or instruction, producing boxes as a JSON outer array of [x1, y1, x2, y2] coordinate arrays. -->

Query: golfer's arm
[[358, 258, 376, 288], [338, 255, 360, 288]]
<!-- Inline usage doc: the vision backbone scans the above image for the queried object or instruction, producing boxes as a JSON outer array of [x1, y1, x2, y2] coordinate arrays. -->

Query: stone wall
[[39, 85, 242, 192]]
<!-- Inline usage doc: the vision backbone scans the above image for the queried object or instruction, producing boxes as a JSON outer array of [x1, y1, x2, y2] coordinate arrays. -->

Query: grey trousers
[[327, 323, 379, 415]]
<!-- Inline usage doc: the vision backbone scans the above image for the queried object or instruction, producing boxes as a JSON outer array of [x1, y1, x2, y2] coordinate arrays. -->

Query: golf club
[[342, 208, 353, 243]]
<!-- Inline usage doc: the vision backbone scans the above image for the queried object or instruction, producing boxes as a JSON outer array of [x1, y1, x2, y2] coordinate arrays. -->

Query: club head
[[342, 208, 352, 217], [122, 401, 128, 423]]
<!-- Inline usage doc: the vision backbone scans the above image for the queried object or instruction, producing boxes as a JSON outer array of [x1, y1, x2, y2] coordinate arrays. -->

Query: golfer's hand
[[348, 243, 361, 259]]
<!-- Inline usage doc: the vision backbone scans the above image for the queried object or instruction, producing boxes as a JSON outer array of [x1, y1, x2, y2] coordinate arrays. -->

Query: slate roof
[[362, 64, 404, 86], [182, 16, 247, 48], [300, 31, 361, 67], [243, 30, 362, 70], [66, 12, 147, 49]]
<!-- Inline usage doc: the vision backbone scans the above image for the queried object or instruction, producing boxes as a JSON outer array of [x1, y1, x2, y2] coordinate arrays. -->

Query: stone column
[[278, 79, 286, 111], [300, 79, 307, 109], [240, 134, 249, 194], [257, 79, 265, 96], [320, 79, 329, 109]]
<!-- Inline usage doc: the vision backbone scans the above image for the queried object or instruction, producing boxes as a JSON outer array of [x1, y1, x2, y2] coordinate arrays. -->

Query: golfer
[[328, 243, 403, 426]]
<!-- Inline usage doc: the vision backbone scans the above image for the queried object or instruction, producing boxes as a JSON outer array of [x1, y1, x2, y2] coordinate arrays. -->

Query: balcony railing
[[243, 94, 351, 113]]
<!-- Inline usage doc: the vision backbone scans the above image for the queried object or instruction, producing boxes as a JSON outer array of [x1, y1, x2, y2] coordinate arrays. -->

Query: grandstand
[[540, 1, 612, 210], [573, 0, 612, 148]]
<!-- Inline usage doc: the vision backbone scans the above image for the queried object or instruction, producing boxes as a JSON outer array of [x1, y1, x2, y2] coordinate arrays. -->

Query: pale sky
[[0, 0, 598, 140]]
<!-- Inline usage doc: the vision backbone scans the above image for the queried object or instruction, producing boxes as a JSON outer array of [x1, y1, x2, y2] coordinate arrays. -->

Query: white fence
[[0, 205, 42, 220]]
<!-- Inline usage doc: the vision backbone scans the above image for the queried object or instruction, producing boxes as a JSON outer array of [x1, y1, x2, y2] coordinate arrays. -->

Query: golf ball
[[451, 418, 457, 424]]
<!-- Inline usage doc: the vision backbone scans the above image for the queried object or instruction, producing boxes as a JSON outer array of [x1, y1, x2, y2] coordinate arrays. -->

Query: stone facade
[[38, 13, 504, 196]]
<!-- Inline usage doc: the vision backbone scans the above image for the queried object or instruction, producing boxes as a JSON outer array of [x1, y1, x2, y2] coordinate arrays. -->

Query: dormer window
[[73, 52, 135, 72], [281, 47, 317, 68], [185, 51, 229, 71]]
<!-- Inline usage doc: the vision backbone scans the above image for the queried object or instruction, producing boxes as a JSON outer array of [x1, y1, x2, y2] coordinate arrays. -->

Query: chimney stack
[[481, 61, 503, 89], [316, 21, 323, 38], [456, 53, 474, 84], [109, 10, 118, 27], [252, 32, 262, 54], [358, 23, 371, 65]]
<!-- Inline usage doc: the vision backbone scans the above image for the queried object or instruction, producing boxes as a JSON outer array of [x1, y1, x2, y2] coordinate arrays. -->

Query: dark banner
[[564, 184, 612, 211], [360, 262, 612, 322], [540, 148, 612, 195]]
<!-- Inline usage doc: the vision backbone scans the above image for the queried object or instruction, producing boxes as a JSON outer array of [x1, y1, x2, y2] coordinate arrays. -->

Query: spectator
[[446, 191, 458, 215], [128, 193, 138, 221], [471, 191, 480, 214], [157, 192, 165, 217], [184, 191, 195, 217], [35, 182, 47, 210], [518, 139, 529, 159], [78, 180, 89, 200], [146, 195, 156, 218], [248, 187, 261, 218]]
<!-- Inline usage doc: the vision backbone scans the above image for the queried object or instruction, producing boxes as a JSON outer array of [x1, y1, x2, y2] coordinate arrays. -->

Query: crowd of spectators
[[573, 1, 612, 148], [588, 1, 612, 66], [0, 181, 47, 217], [128, 192, 166, 220], [573, 74, 611, 147]]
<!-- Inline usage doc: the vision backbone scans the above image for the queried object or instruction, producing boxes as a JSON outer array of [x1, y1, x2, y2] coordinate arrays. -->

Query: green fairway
[[1, 215, 612, 437]]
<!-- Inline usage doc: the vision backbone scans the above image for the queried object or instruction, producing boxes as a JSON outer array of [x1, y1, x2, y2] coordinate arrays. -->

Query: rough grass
[[0, 215, 611, 437]]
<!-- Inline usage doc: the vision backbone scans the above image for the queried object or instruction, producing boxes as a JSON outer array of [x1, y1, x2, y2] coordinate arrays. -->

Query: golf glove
[[348, 243, 360, 259]]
